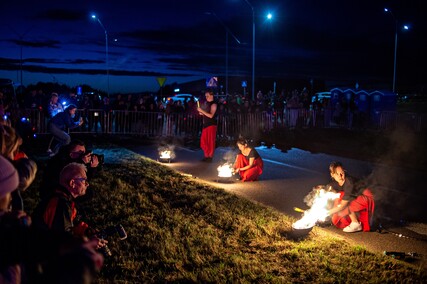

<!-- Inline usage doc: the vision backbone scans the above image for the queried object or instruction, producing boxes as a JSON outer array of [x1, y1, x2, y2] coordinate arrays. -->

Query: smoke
[[303, 185, 326, 207], [356, 126, 424, 223], [222, 149, 237, 165]]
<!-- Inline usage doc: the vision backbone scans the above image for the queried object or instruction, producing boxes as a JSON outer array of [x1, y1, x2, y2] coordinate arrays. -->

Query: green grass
[[25, 144, 427, 283]]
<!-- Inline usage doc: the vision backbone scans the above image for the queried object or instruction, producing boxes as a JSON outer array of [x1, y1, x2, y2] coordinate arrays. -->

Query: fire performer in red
[[197, 91, 218, 162], [232, 138, 264, 182], [327, 162, 374, 232]]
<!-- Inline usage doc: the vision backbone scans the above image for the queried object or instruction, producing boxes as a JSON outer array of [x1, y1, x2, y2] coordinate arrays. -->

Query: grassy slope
[[25, 145, 427, 283]]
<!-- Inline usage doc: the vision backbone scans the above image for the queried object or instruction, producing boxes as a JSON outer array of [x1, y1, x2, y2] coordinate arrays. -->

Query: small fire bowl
[[158, 157, 171, 163], [289, 223, 314, 239], [216, 176, 235, 183]]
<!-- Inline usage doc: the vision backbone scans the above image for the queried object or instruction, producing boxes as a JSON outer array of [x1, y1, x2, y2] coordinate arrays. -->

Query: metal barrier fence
[[16, 108, 426, 139]]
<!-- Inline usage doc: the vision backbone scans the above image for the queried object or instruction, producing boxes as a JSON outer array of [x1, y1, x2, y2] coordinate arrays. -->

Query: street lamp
[[243, 0, 255, 101], [91, 14, 109, 97], [205, 12, 243, 97], [384, 8, 409, 94]]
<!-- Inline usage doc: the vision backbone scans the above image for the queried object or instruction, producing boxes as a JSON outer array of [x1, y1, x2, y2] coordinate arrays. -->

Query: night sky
[[1, 0, 426, 94]]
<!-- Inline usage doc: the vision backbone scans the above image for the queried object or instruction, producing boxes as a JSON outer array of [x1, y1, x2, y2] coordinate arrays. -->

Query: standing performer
[[197, 91, 217, 162], [327, 161, 375, 232], [233, 138, 264, 182]]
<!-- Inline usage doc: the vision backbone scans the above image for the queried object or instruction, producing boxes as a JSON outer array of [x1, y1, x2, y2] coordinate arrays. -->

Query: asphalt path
[[126, 143, 427, 269]]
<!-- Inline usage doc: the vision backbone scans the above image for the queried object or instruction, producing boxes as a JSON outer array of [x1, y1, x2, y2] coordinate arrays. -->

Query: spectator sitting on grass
[[0, 156, 104, 283], [39, 139, 100, 201], [0, 124, 38, 211], [32, 163, 107, 251]]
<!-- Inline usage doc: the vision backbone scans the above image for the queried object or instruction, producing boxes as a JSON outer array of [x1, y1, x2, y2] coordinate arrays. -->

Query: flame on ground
[[293, 188, 340, 230], [217, 163, 233, 177], [159, 150, 171, 159]]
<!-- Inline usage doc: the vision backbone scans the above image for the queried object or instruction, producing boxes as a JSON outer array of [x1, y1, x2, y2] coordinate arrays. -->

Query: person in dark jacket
[[32, 162, 90, 234], [39, 139, 101, 202], [48, 104, 83, 155]]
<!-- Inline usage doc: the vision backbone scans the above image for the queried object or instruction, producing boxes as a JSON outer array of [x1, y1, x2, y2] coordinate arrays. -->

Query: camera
[[84, 150, 105, 165], [95, 224, 127, 241], [94, 224, 127, 257]]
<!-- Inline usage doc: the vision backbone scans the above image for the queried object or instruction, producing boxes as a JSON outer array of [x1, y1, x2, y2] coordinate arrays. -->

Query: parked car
[[166, 94, 198, 104]]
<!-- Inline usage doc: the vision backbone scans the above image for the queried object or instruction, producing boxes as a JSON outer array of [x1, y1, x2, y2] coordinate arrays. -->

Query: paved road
[[126, 143, 427, 268]]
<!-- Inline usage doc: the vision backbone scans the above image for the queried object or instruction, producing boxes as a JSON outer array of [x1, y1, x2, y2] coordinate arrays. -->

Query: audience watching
[[0, 124, 38, 211], [0, 149, 104, 283], [47, 92, 64, 119], [40, 139, 101, 201], [32, 162, 107, 252]]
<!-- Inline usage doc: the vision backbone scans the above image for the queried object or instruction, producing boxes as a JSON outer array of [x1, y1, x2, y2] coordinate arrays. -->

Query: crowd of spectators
[[3, 84, 366, 138], [0, 116, 105, 283], [7, 85, 331, 116]]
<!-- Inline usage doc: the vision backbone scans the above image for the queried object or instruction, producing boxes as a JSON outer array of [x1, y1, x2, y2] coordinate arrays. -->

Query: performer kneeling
[[233, 138, 263, 182], [327, 162, 374, 232]]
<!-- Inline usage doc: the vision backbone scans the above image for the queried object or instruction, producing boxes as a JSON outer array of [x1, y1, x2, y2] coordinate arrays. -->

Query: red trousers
[[331, 189, 375, 231], [234, 153, 264, 182], [200, 125, 217, 158]]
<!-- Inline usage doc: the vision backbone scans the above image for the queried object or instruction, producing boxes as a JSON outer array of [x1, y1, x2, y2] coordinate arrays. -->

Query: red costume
[[200, 125, 217, 158], [200, 100, 217, 159], [331, 189, 375, 232], [234, 150, 264, 182]]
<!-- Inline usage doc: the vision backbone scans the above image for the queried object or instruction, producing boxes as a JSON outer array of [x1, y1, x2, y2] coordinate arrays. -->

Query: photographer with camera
[[1, 155, 104, 283], [33, 163, 107, 248], [39, 139, 103, 201], [48, 104, 84, 156]]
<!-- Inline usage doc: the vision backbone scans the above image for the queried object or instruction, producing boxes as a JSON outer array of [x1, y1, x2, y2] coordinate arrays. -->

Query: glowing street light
[[91, 14, 109, 97], [384, 8, 410, 94]]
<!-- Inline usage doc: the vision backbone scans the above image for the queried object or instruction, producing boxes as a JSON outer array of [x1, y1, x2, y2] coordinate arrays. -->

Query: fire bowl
[[290, 223, 314, 239], [216, 176, 235, 183], [158, 157, 171, 163]]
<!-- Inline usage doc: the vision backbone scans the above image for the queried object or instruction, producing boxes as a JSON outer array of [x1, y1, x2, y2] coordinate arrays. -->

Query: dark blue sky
[[1, 0, 426, 94]]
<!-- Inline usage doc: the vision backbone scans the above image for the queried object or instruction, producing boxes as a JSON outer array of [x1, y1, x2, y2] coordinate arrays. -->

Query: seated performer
[[327, 161, 374, 232], [233, 138, 263, 182]]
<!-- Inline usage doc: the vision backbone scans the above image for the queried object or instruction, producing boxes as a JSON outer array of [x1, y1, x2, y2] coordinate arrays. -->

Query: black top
[[241, 148, 260, 161], [202, 100, 217, 128]]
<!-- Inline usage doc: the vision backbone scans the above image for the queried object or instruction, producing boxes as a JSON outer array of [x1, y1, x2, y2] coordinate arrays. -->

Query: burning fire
[[159, 150, 171, 159], [217, 163, 233, 178], [292, 187, 340, 230]]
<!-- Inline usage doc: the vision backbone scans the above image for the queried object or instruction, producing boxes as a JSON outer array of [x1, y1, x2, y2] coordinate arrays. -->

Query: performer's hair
[[236, 137, 249, 146], [329, 161, 343, 174]]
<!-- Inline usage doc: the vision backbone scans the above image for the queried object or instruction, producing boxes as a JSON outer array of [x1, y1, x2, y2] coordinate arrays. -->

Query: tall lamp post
[[384, 8, 409, 94], [91, 14, 109, 97], [243, 0, 255, 101], [205, 12, 242, 97]]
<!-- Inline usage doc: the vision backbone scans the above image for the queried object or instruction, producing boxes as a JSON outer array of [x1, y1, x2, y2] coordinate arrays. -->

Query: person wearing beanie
[[0, 155, 19, 208], [0, 155, 20, 283], [1, 158, 103, 283]]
